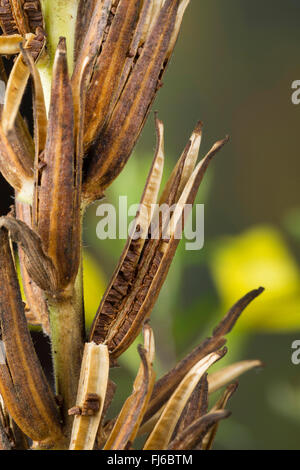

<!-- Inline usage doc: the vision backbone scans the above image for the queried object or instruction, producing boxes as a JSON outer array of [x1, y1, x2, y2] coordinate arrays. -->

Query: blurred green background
[[80, 0, 300, 450]]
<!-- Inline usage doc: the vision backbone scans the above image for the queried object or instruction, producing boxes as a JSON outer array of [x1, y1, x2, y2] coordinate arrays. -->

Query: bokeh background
[[1, 0, 300, 450]]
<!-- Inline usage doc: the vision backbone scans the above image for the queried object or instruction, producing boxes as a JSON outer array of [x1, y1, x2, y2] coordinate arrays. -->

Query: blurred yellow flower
[[210, 226, 300, 332], [83, 250, 106, 330]]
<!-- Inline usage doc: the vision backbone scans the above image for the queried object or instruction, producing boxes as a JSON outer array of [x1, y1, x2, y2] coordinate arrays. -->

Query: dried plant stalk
[[0, 0, 266, 451]]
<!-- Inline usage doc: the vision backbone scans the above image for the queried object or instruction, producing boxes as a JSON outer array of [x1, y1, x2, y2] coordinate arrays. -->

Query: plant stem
[[39, 0, 79, 113], [48, 283, 84, 440], [40, 0, 79, 72]]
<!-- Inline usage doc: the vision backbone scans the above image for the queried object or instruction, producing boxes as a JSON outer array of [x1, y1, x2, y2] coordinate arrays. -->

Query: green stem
[[39, 0, 79, 113], [47, 213, 85, 445], [48, 283, 84, 439]]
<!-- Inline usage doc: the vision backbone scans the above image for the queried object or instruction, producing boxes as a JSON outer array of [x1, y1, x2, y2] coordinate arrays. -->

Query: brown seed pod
[[0, 1, 19, 35], [34, 38, 81, 291], [82, 0, 188, 202]]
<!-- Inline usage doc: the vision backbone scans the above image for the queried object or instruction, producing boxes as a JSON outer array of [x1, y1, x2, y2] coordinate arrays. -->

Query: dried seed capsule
[[83, 0, 141, 149], [0, 0, 19, 34], [35, 38, 81, 290], [0, 0, 44, 35], [89, 118, 164, 344], [82, 0, 190, 202]]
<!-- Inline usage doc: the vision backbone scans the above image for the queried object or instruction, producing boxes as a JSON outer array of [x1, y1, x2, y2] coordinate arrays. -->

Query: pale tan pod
[[1, 33, 35, 133], [144, 350, 225, 450], [104, 325, 155, 450], [167, 0, 190, 58], [20, 42, 47, 153], [208, 360, 263, 394], [0, 34, 24, 54], [69, 343, 110, 450], [159, 121, 203, 205]]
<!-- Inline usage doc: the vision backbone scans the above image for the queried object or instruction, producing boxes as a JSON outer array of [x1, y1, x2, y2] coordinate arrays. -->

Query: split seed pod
[[73, 0, 191, 202], [90, 118, 228, 359]]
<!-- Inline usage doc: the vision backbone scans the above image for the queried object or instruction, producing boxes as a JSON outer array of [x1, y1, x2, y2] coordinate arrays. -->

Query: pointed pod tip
[[218, 346, 228, 359], [154, 112, 164, 131], [213, 135, 230, 151], [194, 120, 203, 135], [255, 360, 265, 369], [202, 135, 230, 165], [57, 37, 67, 54], [137, 344, 147, 357]]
